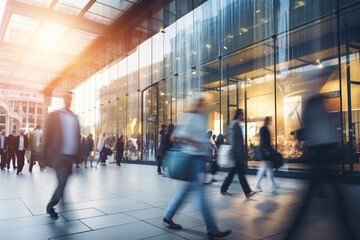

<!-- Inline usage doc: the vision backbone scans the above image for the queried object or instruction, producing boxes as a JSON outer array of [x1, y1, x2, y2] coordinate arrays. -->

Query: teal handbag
[[162, 150, 193, 181]]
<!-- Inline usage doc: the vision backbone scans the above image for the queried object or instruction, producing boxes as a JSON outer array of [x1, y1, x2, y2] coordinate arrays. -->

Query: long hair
[[233, 109, 244, 120]]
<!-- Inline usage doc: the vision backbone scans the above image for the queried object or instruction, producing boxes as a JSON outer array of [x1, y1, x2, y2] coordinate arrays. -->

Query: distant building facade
[[0, 89, 44, 134]]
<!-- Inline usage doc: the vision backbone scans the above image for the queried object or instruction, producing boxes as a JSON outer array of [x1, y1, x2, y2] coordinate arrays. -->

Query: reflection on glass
[[16, 0, 52, 8], [32, 22, 68, 51], [58, 29, 97, 55], [54, 0, 90, 15], [4, 14, 39, 46], [84, 2, 121, 24]]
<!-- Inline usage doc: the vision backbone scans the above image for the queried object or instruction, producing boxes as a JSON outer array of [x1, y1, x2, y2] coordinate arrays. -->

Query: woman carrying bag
[[254, 116, 278, 193], [162, 95, 231, 239]]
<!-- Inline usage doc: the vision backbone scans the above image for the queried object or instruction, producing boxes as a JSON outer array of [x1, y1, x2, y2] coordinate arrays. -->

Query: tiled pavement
[[0, 162, 359, 240]]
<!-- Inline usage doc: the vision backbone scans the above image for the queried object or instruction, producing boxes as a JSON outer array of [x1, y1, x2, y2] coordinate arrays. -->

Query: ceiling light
[[241, 28, 248, 33], [223, 46, 228, 50], [256, 9, 261, 13], [205, 44, 211, 49]]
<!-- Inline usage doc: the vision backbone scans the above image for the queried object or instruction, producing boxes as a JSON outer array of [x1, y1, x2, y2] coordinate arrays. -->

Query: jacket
[[43, 109, 82, 164], [227, 120, 245, 162]]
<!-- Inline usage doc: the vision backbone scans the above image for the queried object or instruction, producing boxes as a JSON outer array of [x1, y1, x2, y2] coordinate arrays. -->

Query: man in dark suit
[[0, 130, 7, 170], [15, 129, 28, 175], [7, 130, 17, 169], [220, 109, 257, 198], [43, 91, 82, 218]]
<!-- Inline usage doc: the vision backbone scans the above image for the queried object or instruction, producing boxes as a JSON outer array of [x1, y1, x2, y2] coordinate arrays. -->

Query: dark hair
[[264, 116, 272, 125], [168, 123, 175, 131], [161, 124, 166, 130], [233, 109, 244, 120]]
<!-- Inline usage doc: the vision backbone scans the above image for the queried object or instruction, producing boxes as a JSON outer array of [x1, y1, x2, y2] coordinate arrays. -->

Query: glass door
[[142, 84, 158, 161]]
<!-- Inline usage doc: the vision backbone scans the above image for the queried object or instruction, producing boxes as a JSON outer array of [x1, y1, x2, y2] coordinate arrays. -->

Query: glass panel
[[340, 6, 360, 171], [139, 38, 151, 89], [164, 23, 175, 78], [220, 0, 273, 55], [277, 16, 340, 170], [193, 0, 220, 66], [32, 22, 68, 51], [4, 14, 39, 46], [21, 53, 43, 66], [59, 29, 97, 55], [84, 11, 113, 25], [54, 0, 90, 15], [200, 60, 222, 136], [175, 11, 193, 73], [41, 57, 70, 71], [142, 85, 157, 161], [16, 0, 52, 8], [340, 0, 360, 8], [97, 0, 132, 11], [275, 0, 336, 34], [86, 2, 121, 19], [152, 32, 164, 83]]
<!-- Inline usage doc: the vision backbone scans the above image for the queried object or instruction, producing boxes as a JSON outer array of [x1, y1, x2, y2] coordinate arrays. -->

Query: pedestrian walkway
[[0, 163, 359, 240]]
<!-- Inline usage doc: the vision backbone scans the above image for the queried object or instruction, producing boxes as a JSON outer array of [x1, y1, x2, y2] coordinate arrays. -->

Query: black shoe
[[13, 166, 17, 169], [46, 208, 58, 218], [16, 172, 19, 175], [220, 191, 232, 196], [163, 218, 182, 229], [207, 230, 232, 238]]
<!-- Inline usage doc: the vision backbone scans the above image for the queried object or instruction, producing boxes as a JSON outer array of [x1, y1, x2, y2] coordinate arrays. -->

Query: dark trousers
[[29, 150, 36, 172], [220, 160, 251, 196], [46, 154, 74, 211], [0, 149, 7, 169], [285, 146, 357, 240], [16, 150, 25, 173], [7, 149, 16, 168], [116, 150, 123, 165], [157, 155, 163, 173]]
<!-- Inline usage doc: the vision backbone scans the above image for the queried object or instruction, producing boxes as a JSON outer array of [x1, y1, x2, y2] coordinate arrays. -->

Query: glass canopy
[[0, 0, 140, 93]]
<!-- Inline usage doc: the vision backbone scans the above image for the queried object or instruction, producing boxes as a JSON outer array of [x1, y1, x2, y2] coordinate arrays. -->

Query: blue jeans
[[164, 155, 218, 232]]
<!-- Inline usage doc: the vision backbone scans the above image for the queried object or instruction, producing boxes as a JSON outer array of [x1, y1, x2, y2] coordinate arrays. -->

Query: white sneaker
[[255, 187, 262, 192]]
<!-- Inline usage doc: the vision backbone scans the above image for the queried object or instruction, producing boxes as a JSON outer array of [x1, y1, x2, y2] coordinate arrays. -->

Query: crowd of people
[[0, 91, 356, 239]]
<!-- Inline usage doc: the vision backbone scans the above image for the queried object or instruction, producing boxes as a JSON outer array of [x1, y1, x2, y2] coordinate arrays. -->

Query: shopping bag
[[253, 146, 263, 161], [162, 150, 193, 181], [271, 151, 283, 168], [217, 145, 235, 168]]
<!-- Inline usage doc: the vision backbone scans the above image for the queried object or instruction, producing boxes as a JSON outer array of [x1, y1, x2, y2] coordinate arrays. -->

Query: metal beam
[[7, 0, 113, 38]]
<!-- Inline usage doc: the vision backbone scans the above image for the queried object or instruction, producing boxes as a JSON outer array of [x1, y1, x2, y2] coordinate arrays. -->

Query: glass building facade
[[52, 0, 360, 173]]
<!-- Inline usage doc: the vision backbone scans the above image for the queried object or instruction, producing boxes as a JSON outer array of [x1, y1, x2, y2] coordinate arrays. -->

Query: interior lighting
[[172, 98, 176, 101], [247, 78, 251, 81], [256, 9, 261, 13], [165, 101, 169, 104], [228, 34, 234, 39], [205, 43, 212, 49], [223, 46, 228, 50], [241, 28, 248, 33], [317, 62, 323, 69]]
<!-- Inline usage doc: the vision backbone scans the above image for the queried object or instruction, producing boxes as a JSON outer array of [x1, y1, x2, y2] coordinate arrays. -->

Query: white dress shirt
[[59, 109, 79, 155], [18, 135, 25, 151]]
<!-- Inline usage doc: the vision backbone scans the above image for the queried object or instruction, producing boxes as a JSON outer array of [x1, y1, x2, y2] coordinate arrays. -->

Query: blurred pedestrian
[[95, 132, 109, 168], [15, 129, 28, 175], [157, 124, 167, 174], [286, 94, 357, 240], [83, 133, 94, 168], [29, 125, 44, 172], [43, 91, 82, 218], [115, 133, 124, 166], [7, 130, 17, 170], [254, 116, 277, 193], [220, 109, 257, 198], [0, 130, 8, 170], [163, 96, 231, 238]]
